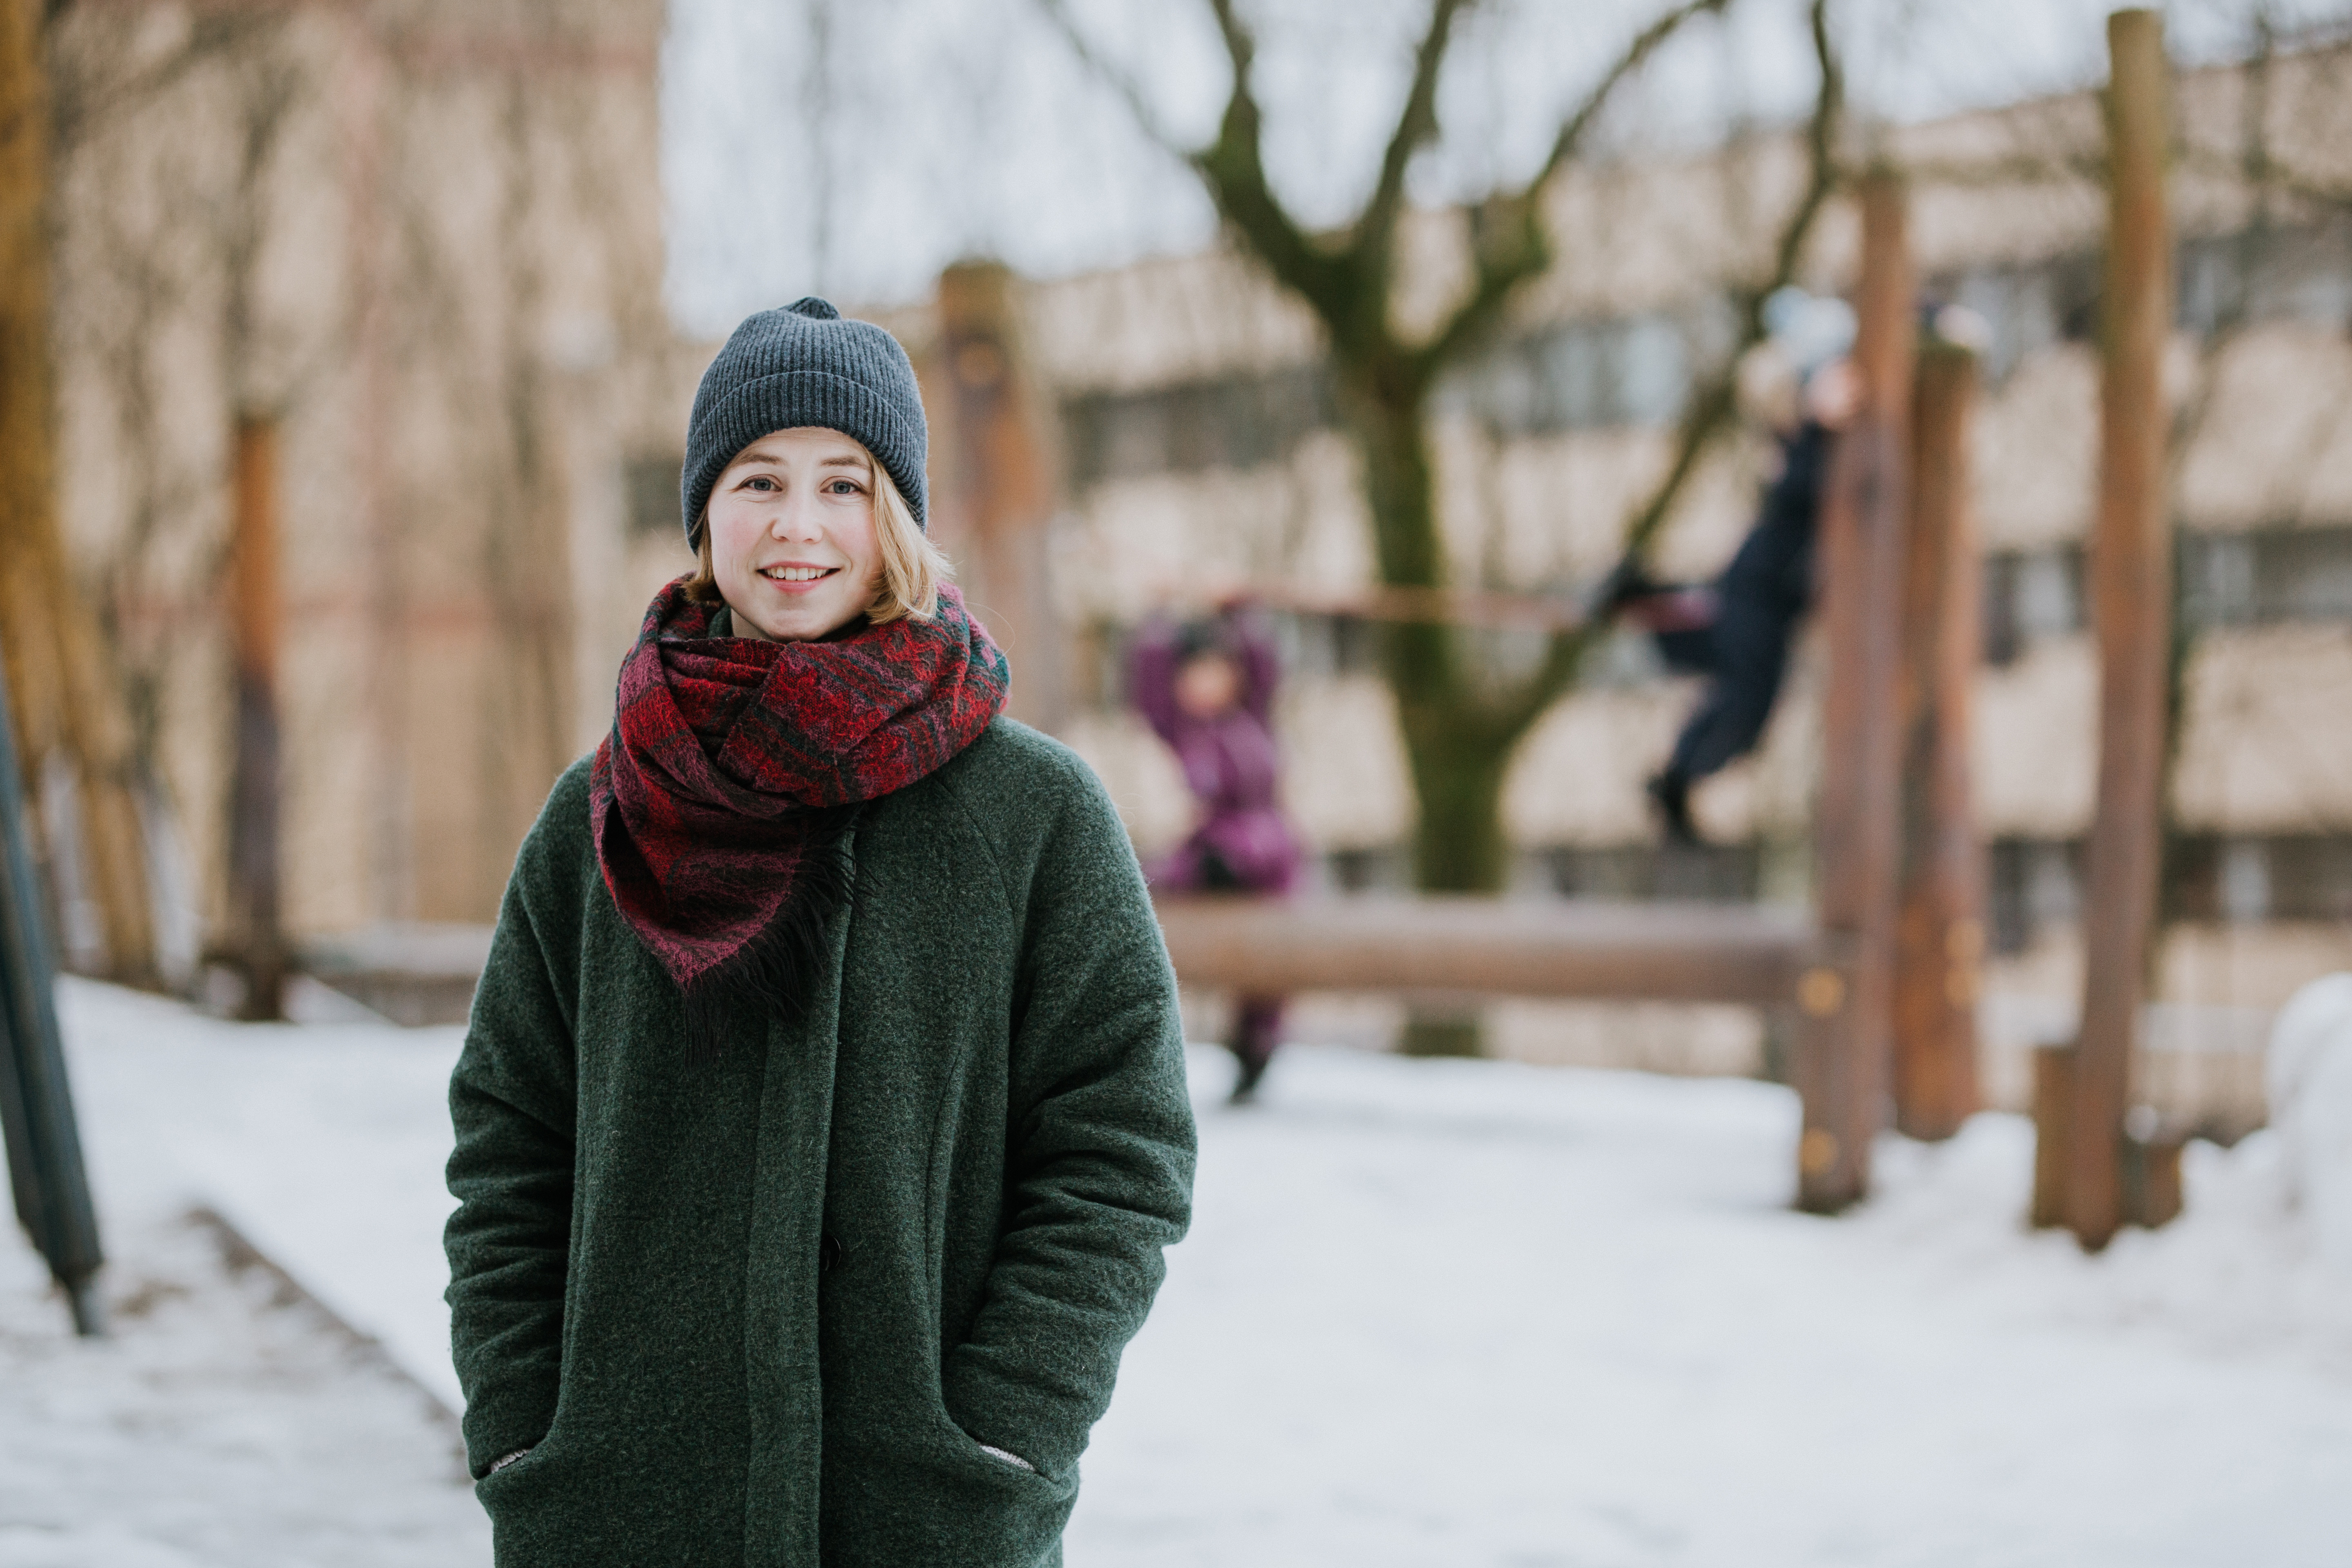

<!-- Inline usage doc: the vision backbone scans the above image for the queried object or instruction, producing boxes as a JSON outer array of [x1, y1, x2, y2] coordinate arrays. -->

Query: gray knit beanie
[[681, 296, 928, 543]]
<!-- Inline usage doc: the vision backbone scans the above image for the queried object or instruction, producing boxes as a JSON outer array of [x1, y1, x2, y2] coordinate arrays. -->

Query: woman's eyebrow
[[817, 454, 866, 469]]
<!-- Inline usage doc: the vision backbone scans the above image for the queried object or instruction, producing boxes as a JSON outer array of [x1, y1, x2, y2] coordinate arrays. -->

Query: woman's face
[[706, 427, 884, 642]]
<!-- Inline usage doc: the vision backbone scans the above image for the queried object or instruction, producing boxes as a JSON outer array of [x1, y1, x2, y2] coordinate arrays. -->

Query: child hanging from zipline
[[1599, 287, 1861, 844], [1129, 602, 1303, 1103]]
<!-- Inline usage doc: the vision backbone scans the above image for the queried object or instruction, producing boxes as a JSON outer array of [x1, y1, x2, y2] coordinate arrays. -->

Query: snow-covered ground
[[0, 1211, 486, 1568], [5, 979, 2350, 1566]]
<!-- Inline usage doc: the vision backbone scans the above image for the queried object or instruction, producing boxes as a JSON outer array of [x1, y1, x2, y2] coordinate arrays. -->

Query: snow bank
[[2269, 973, 2352, 1268]]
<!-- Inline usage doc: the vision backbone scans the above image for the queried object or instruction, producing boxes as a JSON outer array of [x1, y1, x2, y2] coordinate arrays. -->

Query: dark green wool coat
[[444, 718, 1196, 1567]]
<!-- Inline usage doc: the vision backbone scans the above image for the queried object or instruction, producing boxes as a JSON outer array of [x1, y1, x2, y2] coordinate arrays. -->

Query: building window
[[1987, 837, 2084, 956], [2180, 524, 2352, 630], [1983, 547, 2085, 665]]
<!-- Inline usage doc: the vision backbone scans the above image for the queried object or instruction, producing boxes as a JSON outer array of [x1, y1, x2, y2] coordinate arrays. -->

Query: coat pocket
[[930, 1401, 1064, 1492]]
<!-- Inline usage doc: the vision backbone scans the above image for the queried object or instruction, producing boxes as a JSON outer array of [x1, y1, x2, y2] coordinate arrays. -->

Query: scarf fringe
[[676, 804, 862, 1067]]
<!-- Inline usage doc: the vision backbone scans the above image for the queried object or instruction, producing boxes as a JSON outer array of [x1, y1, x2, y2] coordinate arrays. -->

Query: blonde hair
[[686, 443, 952, 625]]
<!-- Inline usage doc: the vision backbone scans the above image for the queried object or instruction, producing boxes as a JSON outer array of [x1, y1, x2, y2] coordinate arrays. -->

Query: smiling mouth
[[759, 565, 840, 584]]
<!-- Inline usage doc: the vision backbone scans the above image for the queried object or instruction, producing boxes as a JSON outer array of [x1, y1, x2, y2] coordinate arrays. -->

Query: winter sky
[[659, 0, 2352, 332]]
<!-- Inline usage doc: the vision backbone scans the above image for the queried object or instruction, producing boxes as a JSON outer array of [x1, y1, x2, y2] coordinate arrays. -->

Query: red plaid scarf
[[589, 577, 1008, 1060]]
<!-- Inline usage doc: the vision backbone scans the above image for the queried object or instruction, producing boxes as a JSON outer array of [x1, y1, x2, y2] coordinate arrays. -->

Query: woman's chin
[[742, 595, 864, 643]]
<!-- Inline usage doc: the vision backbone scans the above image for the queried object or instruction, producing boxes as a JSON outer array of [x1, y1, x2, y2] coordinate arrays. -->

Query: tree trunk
[[1400, 721, 1511, 893], [1336, 361, 1536, 1055], [225, 416, 285, 1020], [0, 0, 156, 988]]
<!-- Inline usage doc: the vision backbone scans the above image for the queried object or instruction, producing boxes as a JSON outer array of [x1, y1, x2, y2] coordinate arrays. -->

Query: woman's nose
[[771, 492, 822, 540]]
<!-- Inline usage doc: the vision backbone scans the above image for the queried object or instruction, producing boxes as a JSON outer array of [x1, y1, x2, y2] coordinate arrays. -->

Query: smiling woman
[[444, 296, 1195, 1566]]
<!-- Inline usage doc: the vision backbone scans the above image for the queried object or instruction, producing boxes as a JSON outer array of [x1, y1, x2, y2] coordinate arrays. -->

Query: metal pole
[[1794, 171, 1914, 1214], [0, 650, 106, 1335], [2068, 9, 2174, 1252], [1892, 342, 1986, 1140]]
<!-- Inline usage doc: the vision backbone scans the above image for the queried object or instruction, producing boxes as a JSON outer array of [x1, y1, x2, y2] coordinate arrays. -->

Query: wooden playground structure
[[1157, 13, 2183, 1245]]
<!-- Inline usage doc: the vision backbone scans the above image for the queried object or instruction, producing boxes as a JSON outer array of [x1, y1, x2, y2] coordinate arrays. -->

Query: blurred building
[[49, 0, 697, 968]]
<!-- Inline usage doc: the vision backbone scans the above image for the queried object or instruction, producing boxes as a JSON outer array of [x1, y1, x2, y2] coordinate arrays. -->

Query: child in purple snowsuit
[[1130, 606, 1301, 1101]]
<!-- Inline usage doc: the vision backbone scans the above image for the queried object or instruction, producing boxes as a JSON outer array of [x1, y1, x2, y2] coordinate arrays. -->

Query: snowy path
[[7, 980, 2350, 1566], [0, 1213, 485, 1567]]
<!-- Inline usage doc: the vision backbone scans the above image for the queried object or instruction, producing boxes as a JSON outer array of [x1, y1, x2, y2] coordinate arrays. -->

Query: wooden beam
[[1892, 343, 1985, 1140], [931, 262, 1071, 733], [226, 416, 286, 1021], [1237, 582, 1589, 635], [1154, 896, 1813, 1006], [2068, 9, 2174, 1252], [1793, 172, 1915, 1213]]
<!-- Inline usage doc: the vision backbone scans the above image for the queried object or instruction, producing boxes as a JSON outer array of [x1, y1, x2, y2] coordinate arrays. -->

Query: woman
[[444, 297, 1196, 1568], [1128, 604, 1301, 1101]]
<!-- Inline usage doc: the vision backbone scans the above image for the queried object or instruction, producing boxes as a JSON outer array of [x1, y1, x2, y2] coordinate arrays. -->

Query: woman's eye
[[826, 479, 863, 495], [742, 475, 778, 491]]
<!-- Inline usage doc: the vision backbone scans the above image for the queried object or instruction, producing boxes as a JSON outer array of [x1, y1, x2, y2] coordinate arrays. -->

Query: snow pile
[[13, 979, 2352, 1566], [2268, 973, 2352, 1270]]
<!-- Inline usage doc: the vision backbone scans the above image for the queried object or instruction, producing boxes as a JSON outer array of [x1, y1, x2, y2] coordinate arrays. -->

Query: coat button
[[819, 1233, 844, 1273]]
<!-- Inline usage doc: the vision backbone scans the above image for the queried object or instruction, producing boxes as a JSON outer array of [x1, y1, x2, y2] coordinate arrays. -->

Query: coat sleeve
[[940, 758, 1198, 1478], [1126, 616, 1185, 746], [1225, 605, 1280, 725], [443, 815, 581, 1479]]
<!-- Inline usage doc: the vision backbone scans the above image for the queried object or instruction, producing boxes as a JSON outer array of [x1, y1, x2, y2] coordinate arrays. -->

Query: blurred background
[[4, 0, 2352, 1563]]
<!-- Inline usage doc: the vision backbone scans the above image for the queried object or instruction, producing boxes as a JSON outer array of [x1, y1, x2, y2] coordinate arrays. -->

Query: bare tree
[[1047, 0, 1845, 919], [0, 0, 159, 987]]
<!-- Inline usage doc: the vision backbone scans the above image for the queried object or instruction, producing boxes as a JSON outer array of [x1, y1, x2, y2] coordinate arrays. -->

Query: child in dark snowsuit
[[1130, 606, 1302, 1102], [1608, 290, 1860, 843], [1636, 415, 1835, 842]]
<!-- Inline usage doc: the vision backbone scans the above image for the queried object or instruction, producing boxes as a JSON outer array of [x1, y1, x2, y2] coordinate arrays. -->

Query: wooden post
[[0, 0, 156, 987], [1891, 343, 1985, 1140], [2029, 1044, 2074, 1228], [1794, 173, 1915, 1214], [931, 262, 1070, 733], [2033, 1042, 2184, 1231], [2067, 9, 2173, 1252], [226, 417, 287, 1021]]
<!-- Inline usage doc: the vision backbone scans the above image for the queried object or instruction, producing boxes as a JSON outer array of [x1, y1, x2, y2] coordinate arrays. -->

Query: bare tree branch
[[1187, 0, 1357, 340], [1033, 0, 1191, 160], [1413, 0, 1733, 377], [1357, 0, 1476, 264], [1526, 0, 1733, 199], [2178, 143, 2352, 214], [1893, 150, 2103, 190]]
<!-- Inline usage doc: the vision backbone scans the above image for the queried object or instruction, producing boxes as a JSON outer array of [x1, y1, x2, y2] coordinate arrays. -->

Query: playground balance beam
[[1153, 896, 1822, 1008]]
